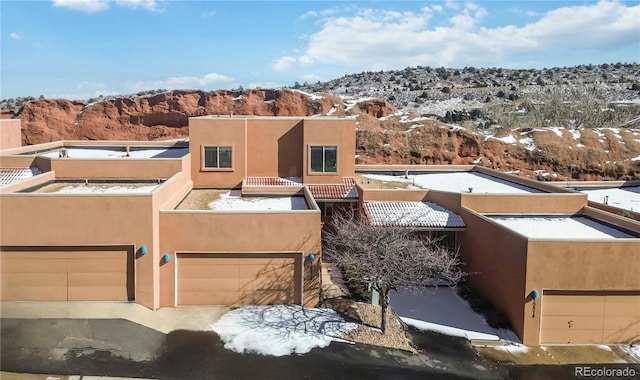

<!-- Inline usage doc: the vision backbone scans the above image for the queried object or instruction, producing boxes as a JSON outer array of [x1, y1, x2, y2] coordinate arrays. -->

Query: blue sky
[[1, 0, 639, 99]]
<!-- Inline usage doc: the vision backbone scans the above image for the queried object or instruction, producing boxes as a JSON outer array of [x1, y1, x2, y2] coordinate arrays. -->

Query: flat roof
[[488, 215, 636, 239], [363, 201, 465, 228], [38, 147, 189, 159], [177, 189, 309, 211], [578, 187, 640, 212], [29, 182, 159, 194], [360, 172, 545, 194]]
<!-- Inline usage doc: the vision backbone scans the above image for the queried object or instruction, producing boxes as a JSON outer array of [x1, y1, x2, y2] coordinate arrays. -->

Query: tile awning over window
[[308, 178, 358, 200], [363, 201, 465, 228], [0, 167, 42, 186]]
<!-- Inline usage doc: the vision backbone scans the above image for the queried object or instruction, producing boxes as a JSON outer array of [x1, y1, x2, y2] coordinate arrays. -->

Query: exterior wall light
[[308, 253, 316, 262], [163, 254, 171, 263], [140, 246, 148, 255], [528, 289, 540, 318]]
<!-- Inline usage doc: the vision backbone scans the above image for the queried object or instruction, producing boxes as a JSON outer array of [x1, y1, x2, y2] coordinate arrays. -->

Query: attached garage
[[540, 290, 640, 344], [176, 253, 302, 306], [1, 246, 134, 301]]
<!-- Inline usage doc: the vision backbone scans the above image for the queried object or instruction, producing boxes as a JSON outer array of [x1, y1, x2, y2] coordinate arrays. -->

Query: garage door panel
[[177, 254, 299, 306], [68, 259, 127, 273], [68, 272, 126, 286], [603, 316, 640, 330], [239, 276, 294, 291], [0, 251, 68, 259], [2, 285, 68, 301], [179, 265, 239, 279], [1, 248, 132, 302], [1, 259, 68, 273], [542, 316, 605, 330], [541, 292, 640, 345], [604, 296, 640, 316], [69, 286, 128, 301], [543, 296, 606, 316], [179, 278, 240, 292], [2, 272, 67, 286], [603, 329, 640, 342], [541, 329, 603, 344], [181, 257, 240, 266]]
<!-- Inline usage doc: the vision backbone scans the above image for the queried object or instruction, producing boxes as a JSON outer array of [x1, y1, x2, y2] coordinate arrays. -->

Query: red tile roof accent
[[244, 177, 303, 187], [362, 201, 465, 228], [0, 167, 41, 186], [308, 178, 358, 200]]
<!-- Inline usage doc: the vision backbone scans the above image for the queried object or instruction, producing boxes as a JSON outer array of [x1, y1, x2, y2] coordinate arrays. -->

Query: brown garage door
[[177, 253, 300, 306], [1, 247, 134, 301], [540, 290, 640, 344]]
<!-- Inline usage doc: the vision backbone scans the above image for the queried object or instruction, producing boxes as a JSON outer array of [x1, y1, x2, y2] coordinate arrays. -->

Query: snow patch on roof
[[0, 167, 42, 186], [364, 201, 465, 228], [208, 190, 308, 211], [489, 216, 635, 239]]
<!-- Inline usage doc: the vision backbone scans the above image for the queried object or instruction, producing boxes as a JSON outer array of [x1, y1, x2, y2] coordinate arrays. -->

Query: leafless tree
[[322, 212, 464, 334]]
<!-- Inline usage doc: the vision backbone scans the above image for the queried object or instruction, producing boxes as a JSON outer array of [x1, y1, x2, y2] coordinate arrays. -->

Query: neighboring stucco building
[[1, 116, 639, 346]]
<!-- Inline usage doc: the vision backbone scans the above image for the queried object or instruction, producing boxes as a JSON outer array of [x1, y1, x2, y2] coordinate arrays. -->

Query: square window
[[309, 145, 338, 173], [203, 146, 232, 169]]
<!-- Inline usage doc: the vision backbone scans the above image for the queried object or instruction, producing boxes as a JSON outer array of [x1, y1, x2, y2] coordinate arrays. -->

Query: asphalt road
[[2, 318, 635, 380]]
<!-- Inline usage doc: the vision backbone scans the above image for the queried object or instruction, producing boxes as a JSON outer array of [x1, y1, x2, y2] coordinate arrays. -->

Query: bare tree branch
[[322, 211, 465, 333]]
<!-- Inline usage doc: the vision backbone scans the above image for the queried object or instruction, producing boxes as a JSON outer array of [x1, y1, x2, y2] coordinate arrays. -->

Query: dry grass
[[340, 302, 417, 352], [175, 189, 227, 210]]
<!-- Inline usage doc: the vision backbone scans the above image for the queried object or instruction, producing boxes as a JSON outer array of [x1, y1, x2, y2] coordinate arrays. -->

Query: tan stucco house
[[1, 116, 638, 346]]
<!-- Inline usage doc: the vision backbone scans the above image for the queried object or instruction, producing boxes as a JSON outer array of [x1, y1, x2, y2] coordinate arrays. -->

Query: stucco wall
[[457, 208, 529, 340], [158, 210, 322, 307], [48, 158, 185, 179], [524, 239, 640, 344], [461, 194, 587, 214], [0, 119, 22, 150], [190, 117, 247, 188], [246, 119, 303, 178], [303, 119, 356, 184], [0, 193, 157, 308]]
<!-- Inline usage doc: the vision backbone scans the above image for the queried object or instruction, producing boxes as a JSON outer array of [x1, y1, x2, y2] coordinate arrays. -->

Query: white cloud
[[296, 1, 640, 69], [52, 0, 109, 13], [116, 0, 163, 12], [10, 32, 21, 39], [51, 0, 163, 13], [126, 72, 234, 91], [300, 10, 317, 20], [77, 80, 106, 89], [272, 56, 297, 72]]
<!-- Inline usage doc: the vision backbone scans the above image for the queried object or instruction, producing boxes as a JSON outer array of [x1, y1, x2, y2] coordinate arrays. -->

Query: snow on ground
[[518, 137, 536, 151], [633, 156, 640, 161], [208, 190, 308, 211], [41, 147, 189, 159], [290, 89, 322, 100], [392, 287, 519, 342], [622, 344, 640, 361], [492, 135, 517, 145], [401, 317, 500, 341], [50, 184, 158, 194], [493, 343, 529, 353], [362, 172, 544, 194], [489, 216, 635, 239], [210, 305, 357, 356], [579, 187, 640, 212]]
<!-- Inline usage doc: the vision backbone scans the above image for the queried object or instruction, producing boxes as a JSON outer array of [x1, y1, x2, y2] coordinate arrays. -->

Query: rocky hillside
[[2, 63, 640, 181], [9, 89, 389, 145]]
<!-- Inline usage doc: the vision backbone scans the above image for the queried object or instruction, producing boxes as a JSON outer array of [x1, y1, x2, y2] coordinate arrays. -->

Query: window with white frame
[[203, 146, 232, 169], [310, 146, 337, 173]]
